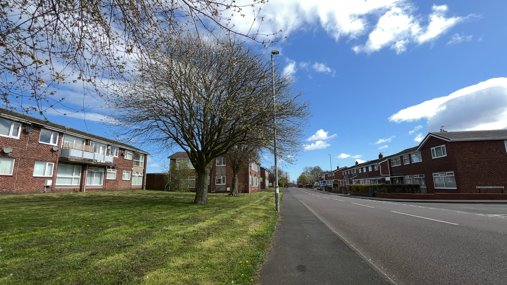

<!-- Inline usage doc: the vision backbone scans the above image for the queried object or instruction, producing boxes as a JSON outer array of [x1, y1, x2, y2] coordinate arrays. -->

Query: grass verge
[[0, 189, 282, 284]]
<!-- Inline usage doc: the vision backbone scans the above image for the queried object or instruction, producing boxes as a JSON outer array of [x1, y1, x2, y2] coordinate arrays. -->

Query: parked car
[[298, 184, 303, 188]]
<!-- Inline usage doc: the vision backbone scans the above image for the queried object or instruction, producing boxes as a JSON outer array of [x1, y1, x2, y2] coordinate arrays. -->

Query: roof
[[429, 129, 507, 142], [0, 107, 148, 154], [168, 152, 188, 159]]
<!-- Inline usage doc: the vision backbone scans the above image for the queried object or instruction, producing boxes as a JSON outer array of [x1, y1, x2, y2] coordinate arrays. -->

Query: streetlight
[[271, 50, 280, 212], [329, 154, 333, 191]]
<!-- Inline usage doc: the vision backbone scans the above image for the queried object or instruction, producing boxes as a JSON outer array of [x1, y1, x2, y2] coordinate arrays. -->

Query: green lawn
[[0, 189, 281, 285]]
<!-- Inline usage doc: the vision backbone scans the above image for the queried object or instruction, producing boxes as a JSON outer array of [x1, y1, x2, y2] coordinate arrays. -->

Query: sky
[[12, 0, 507, 181]]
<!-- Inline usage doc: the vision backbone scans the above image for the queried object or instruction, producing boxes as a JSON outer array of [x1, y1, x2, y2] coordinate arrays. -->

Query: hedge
[[350, 184, 421, 194]]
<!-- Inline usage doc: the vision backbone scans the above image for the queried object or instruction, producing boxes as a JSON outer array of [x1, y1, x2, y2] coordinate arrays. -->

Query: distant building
[[0, 108, 148, 194]]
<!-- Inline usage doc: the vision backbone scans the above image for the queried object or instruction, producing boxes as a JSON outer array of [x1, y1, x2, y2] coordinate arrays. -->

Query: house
[[0, 108, 148, 194], [166, 152, 262, 193], [336, 129, 507, 194], [260, 167, 270, 189]]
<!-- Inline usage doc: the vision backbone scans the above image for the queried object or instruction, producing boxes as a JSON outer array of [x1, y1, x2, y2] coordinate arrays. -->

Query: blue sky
[[18, 0, 507, 181]]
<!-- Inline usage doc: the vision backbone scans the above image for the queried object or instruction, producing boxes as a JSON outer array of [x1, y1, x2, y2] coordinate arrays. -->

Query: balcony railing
[[63, 142, 94, 152], [60, 142, 114, 165]]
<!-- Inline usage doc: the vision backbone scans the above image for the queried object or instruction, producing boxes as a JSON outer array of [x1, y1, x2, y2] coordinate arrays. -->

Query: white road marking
[[334, 199, 344, 202], [351, 202, 375, 209], [391, 211, 459, 226]]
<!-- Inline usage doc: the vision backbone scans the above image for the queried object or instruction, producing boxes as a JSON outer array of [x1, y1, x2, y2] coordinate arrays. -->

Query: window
[[132, 172, 143, 185], [433, 172, 456, 189], [431, 145, 447, 159], [86, 167, 104, 186], [186, 176, 195, 188], [403, 155, 410, 165], [0, 158, 15, 175], [90, 142, 107, 154], [391, 157, 401, 167], [405, 175, 413, 184], [106, 169, 116, 180], [56, 164, 81, 185], [124, 150, 133, 160], [123, 170, 131, 180], [176, 158, 194, 169], [134, 153, 144, 167], [363, 167, 366, 172], [39, 129, 59, 145], [33, 162, 54, 177], [110, 146, 119, 157], [216, 176, 226, 185], [374, 164, 378, 171], [62, 135, 85, 148], [368, 166, 372, 172], [505, 140, 507, 152], [216, 157, 226, 166], [359, 168, 362, 173], [414, 175, 426, 188], [0, 118, 21, 139], [411, 152, 422, 163]]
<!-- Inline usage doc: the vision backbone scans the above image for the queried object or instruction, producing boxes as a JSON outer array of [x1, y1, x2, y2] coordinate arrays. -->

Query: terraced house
[[0, 108, 148, 194], [338, 129, 507, 194]]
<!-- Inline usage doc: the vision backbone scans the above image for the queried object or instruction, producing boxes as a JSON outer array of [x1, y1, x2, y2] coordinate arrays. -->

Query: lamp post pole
[[271, 50, 280, 212], [329, 154, 333, 191]]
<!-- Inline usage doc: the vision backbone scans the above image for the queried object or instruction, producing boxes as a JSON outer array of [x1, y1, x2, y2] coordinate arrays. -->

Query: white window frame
[[132, 172, 143, 185], [39, 129, 59, 145], [110, 146, 119, 157], [123, 170, 131, 180], [391, 157, 401, 167], [431, 145, 447, 159], [134, 153, 144, 167], [124, 150, 133, 160], [86, 167, 104, 186], [216, 157, 226, 166], [359, 168, 362, 173], [216, 175, 226, 185], [432, 172, 456, 189], [374, 164, 378, 171], [186, 176, 195, 188], [363, 167, 366, 172], [368, 166, 372, 172], [0, 118, 21, 139], [414, 174, 426, 188], [176, 158, 194, 170], [405, 175, 413, 184], [33, 161, 54, 177], [411, 152, 422, 163], [0, 158, 15, 175], [55, 164, 82, 186], [403, 155, 410, 165], [106, 169, 117, 180], [91, 141, 107, 154]]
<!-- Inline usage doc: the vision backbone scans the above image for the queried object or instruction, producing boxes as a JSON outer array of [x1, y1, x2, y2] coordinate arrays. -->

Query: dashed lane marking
[[391, 211, 459, 226], [351, 202, 375, 209]]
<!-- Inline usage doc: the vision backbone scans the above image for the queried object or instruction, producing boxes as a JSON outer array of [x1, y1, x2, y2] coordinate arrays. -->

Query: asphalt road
[[290, 188, 507, 285]]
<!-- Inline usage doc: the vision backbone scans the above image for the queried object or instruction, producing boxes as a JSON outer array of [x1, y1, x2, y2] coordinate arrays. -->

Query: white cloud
[[408, 125, 423, 135], [283, 59, 298, 77], [447, 33, 473, 45], [374, 136, 395, 144], [303, 140, 331, 150], [338, 153, 351, 159], [148, 163, 161, 168], [307, 129, 337, 141], [352, 4, 466, 54], [44, 108, 119, 124], [378, 145, 388, 150], [414, 133, 424, 142], [356, 159, 366, 164], [312, 62, 335, 76], [351, 155, 362, 159], [389, 78, 507, 131], [227, 1, 468, 55]]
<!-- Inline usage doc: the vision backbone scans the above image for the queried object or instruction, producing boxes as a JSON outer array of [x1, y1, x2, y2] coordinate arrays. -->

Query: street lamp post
[[329, 154, 333, 191], [271, 50, 280, 212]]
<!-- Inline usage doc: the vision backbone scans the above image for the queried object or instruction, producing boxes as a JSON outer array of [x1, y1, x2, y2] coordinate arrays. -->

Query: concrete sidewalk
[[259, 189, 391, 285]]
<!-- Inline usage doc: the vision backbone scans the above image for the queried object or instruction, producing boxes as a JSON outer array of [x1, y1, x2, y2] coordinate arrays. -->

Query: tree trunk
[[230, 172, 239, 197], [193, 167, 209, 205]]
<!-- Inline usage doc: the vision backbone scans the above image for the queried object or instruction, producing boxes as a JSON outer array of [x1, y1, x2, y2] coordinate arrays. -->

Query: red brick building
[[0, 108, 148, 194], [166, 152, 262, 193], [337, 130, 507, 194]]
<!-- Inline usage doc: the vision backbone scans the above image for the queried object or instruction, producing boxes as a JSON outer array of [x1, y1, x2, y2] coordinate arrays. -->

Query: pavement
[[259, 188, 391, 285]]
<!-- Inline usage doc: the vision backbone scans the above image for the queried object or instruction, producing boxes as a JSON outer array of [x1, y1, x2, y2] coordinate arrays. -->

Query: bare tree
[[1, 0, 280, 115], [226, 145, 259, 197], [303, 166, 323, 184], [107, 34, 309, 204]]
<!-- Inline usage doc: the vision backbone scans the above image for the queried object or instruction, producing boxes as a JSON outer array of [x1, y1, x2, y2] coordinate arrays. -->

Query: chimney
[[379, 152, 383, 159], [355, 161, 359, 165]]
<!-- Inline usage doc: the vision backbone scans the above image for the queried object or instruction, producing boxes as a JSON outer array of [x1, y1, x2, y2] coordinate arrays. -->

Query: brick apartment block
[[164, 152, 266, 193], [334, 130, 507, 194], [0, 108, 148, 194]]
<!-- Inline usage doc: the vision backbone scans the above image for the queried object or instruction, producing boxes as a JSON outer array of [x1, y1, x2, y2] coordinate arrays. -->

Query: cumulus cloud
[[228, 1, 468, 55], [312, 62, 336, 76], [338, 153, 362, 159], [304, 140, 331, 150], [283, 59, 298, 77], [447, 33, 473, 45], [44, 108, 120, 124], [307, 129, 337, 141], [389, 78, 507, 131], [374, 136, 395, 144], [378, 145, 388, 150], [408, 125, 423, 135], [356, 159, 366, 164], [148, 163, 161, 168], [414, 133, 424, 142], [352, 4, 466, 54]]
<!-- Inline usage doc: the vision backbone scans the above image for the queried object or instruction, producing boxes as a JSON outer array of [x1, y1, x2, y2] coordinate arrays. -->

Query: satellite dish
[[3, 147, 12, 154], [25, 126, 33, 133], [52, 146, 59, 151]]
